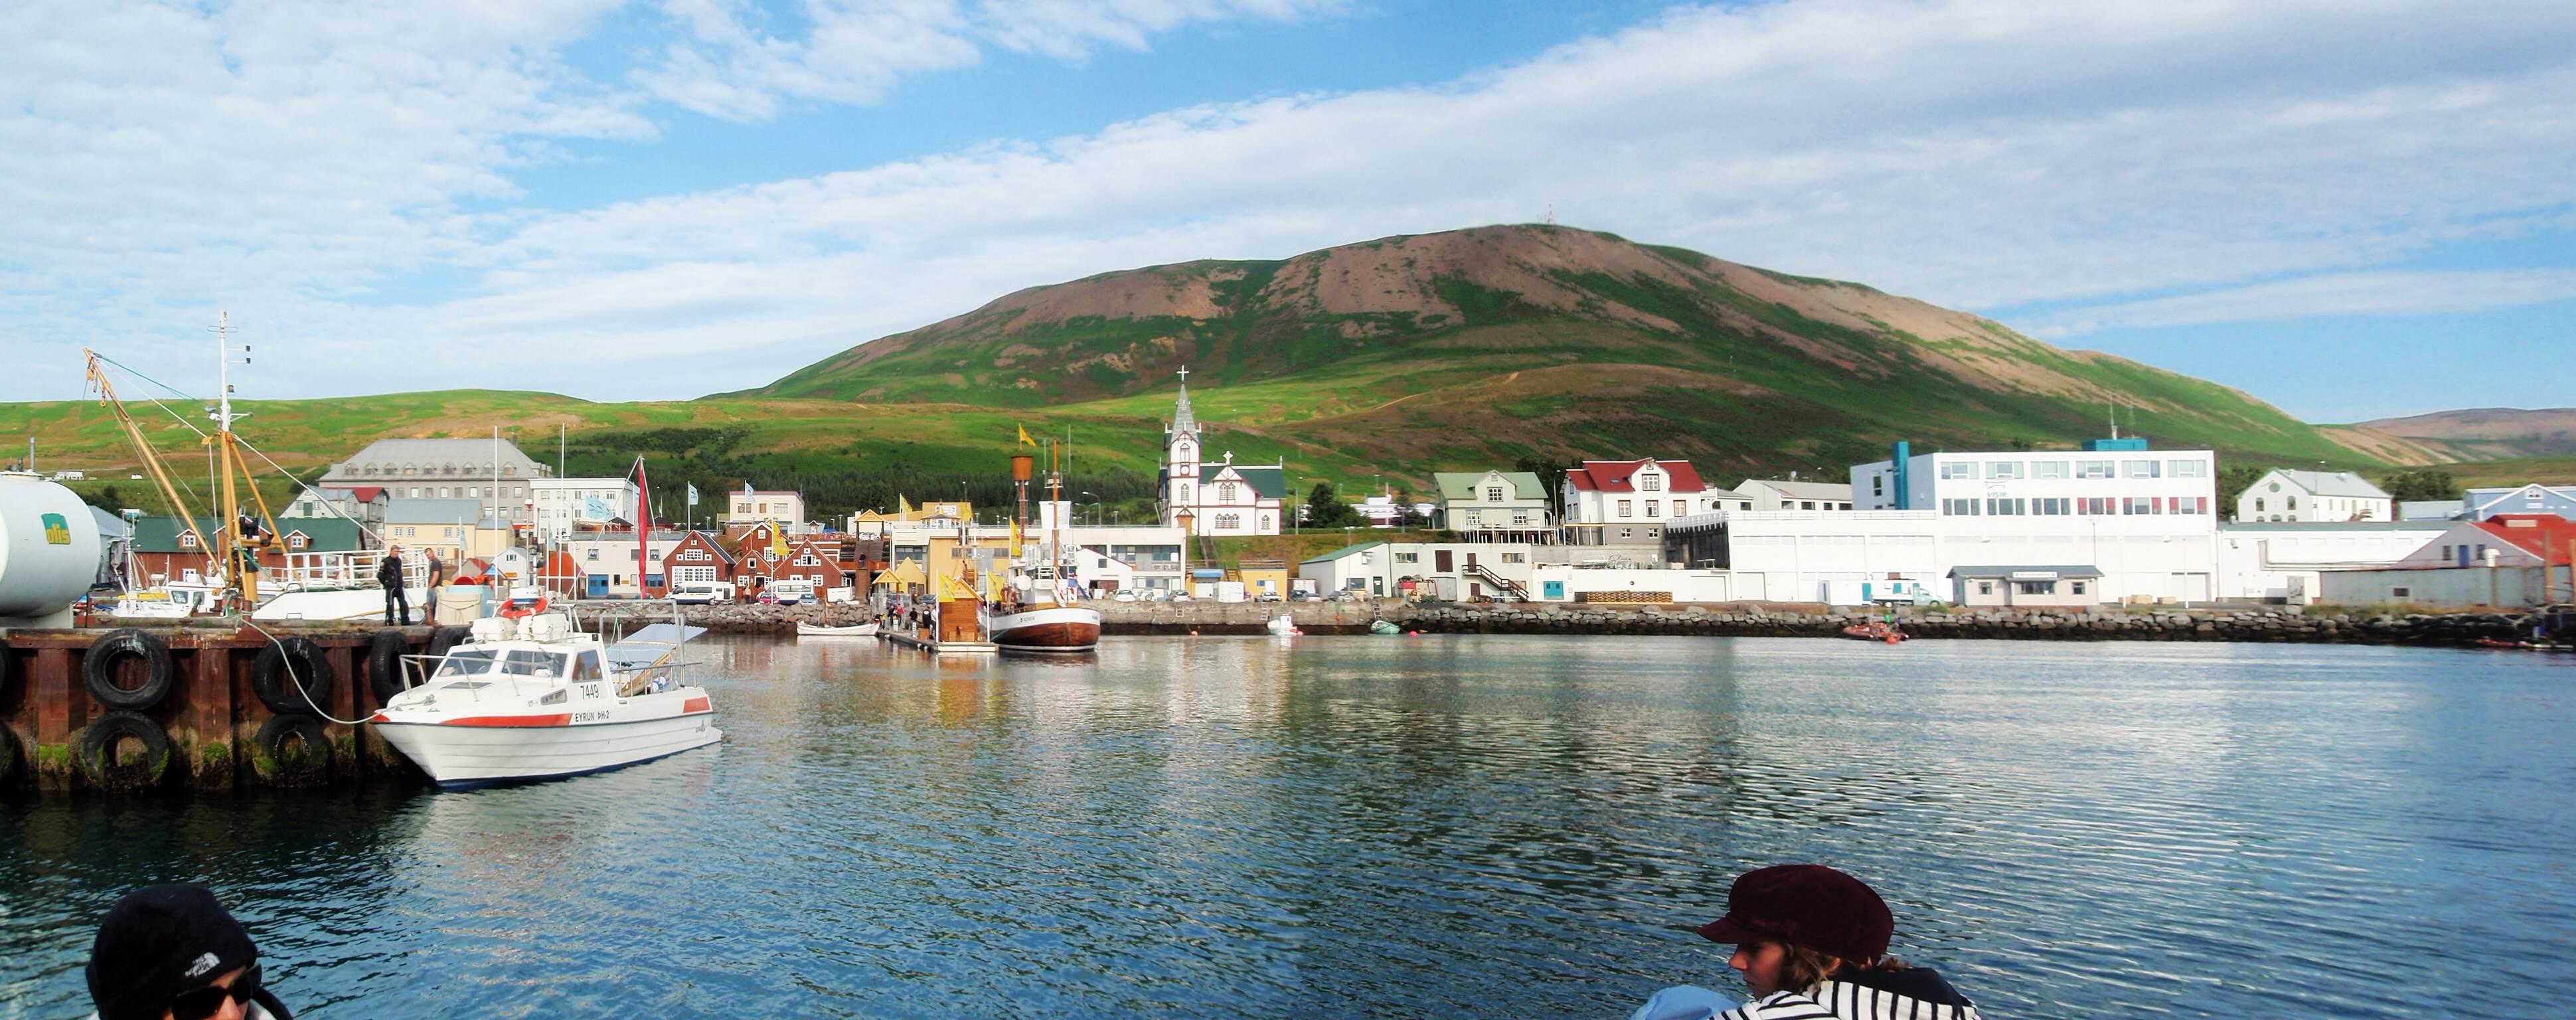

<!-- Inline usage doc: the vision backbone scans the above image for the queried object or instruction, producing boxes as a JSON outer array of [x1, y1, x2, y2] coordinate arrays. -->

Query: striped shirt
[[1716, 976, 1982, 1020]]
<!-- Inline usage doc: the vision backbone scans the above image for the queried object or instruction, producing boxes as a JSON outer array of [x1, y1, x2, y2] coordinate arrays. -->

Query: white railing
[[260, 550, 428, 592]]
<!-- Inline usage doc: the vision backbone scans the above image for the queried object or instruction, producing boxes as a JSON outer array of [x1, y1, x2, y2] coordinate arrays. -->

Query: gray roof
[[322, 438, 552, 483], [1947, 564, 2105, 579], [384, 498, 488, 525], [1739, 479, 1853, 501], [2269, 469, 2390, 500], [2398, 500, 2466, 521]]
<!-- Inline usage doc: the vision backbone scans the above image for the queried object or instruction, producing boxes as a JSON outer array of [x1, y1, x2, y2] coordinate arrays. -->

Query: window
[[1977, 580, 1994, 595], [586, 549, 599, 561], [2079, 497, 2115, 515], [1487, 485, 1504, 501], [2125, 497, 2157, 515], [1178, 483, 1192, 503], [1674, 499, 1686, 516], [1942, 498, 1980, 516], [2032, 461, 2067, 479], [1502, 552, 1526, 563], [2033, 497, 2071, 515], [1646, 502, 1660, 518], [2071, 580, 2088, 596], [288, 533, 307, 550], [1619, 527, 1633, 539], [179, 531, 197, 548], [1986, 497, 2024, 515], [2392, 586, 2411, 598], [1617, 499, 1633, 517], [2170, 460, 2207, 478], [1940, 462, 1976, 479], [1396, 552, 1418, 563], [2014, 580, 2055, 595], [2078, 460, 2115, 479], [2174, 497, 2206, 515], [1215, 513, 1241, 529], [1511, 512, 1529, 525], [1872, 476, 1885, 495], [1218, 483, 1239, 503], [1799, 501, 1814, 510], [2286, 495, 2298, 511], [2125, 460, 2160, 478], [1641, 475, 1662, 491], [1986, 461, 2023, 480]]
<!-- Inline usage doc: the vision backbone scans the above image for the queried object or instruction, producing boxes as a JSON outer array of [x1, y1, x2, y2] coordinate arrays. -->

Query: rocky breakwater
[[1394, 604, 2538, 645], [572, 601, 881, 636]]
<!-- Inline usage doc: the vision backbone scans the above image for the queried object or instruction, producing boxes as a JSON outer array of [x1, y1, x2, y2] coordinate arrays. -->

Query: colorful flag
[[1018, 424, 1035, 447]]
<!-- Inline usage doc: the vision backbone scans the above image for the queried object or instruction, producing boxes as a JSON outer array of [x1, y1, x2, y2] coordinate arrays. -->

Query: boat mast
[[633, 456, 650, 598]]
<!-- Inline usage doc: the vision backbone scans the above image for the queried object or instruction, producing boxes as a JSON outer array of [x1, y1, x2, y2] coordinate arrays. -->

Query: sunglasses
[[167, 962, 260, 1020]]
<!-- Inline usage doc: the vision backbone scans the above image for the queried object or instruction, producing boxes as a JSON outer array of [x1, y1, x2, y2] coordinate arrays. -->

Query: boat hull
[[374, 709, 722, 787], [796, 622, 879, 637], [991, 604, 1101, 652]]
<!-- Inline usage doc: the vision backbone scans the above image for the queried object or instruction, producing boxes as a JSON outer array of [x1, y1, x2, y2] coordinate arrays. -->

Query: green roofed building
[[1433, 470, 1553, 535]]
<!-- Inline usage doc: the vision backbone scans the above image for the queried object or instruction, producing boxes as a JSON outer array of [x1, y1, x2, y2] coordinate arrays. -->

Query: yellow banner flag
[[1009, 517, 1022, 557], [1017, 424, 1035, 447], [770, 520, 788, 559], [898, 494, 913, 517]]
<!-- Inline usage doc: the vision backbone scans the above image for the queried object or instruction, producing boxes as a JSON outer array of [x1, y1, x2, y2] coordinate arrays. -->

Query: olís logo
[[40, 512, 70, 545]]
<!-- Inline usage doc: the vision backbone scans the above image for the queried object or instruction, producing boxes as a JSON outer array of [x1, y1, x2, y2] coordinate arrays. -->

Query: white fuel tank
[[0, 473, 106, 620]]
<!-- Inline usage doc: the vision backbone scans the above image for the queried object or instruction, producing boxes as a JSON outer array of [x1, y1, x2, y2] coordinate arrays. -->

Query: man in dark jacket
[[378, 545, 409, 625]]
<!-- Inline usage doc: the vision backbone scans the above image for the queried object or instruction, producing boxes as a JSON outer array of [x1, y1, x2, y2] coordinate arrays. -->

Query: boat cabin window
[[434, 649, 499, 677], [501, 650, 570, 677], [573, 651, 602, 683]]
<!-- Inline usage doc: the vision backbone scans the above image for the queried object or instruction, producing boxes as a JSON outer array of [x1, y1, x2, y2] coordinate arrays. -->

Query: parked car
[[1111, 590, 1137, 602], [1254, 593, 1283, 602]]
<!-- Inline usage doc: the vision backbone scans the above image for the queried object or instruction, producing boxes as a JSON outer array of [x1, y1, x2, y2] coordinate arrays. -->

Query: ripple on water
[[6, 636, 2574, 1018]]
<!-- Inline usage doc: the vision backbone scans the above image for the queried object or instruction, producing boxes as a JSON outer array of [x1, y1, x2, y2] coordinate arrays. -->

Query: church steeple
[[1169, 366, 1198, 435]]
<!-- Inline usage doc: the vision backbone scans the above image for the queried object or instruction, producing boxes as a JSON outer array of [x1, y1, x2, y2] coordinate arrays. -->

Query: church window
[[1216, 514, 1241, 529], [1179, 483, 1192, 502], [1219, 483, 1238, 503]]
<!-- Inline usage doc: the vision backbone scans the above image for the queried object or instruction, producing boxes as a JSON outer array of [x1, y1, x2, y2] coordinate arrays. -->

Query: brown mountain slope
[[2357, 407, 2576, 460], [737, 224, 2381, 475]]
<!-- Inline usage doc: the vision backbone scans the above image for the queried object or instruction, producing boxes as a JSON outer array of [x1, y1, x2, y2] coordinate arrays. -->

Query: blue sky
[[5, 0, 2571, 423]]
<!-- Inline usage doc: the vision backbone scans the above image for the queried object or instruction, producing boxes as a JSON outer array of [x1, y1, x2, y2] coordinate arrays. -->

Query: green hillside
[[11, 224, 2416, 521], [741, 224, 2378, 481]]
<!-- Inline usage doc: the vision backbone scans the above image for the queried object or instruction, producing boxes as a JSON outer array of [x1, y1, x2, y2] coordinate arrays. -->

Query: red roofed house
[[660, 530, 736, 599], [1562, 459, 1712, 544]]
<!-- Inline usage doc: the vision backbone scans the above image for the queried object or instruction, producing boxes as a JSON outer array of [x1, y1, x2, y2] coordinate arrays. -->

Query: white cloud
[[629, 0, 1350, 119], [6, 0, 2575, 405], [2024, 269, 2576, 337]]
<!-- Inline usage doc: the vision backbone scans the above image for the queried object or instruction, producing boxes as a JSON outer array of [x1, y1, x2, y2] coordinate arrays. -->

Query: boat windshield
[[434, 649, 499, 677], [501, 649, 569, 678]]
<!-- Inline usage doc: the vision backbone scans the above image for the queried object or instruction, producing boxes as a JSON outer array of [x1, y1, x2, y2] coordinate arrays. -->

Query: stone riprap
[[566, 599, 2561, 646]]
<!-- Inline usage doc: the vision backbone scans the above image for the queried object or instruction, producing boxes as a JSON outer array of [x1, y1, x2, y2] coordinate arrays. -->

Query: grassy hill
[[740, 224, 2381, 480], [13, 224, 2445, 521]]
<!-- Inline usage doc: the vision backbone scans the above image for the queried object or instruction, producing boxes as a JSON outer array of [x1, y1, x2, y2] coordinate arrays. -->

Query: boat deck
[[880, 630, 998, 655]]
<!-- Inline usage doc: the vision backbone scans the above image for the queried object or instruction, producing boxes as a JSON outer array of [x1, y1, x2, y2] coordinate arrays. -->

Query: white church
[[1157, 369, 1287, 536]]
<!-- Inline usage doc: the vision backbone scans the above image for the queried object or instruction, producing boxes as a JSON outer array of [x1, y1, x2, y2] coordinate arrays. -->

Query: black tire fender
[[78, 711, 170, 789], [253, 713, 333, 784], [425, 626, 470, 660], [82, 628, 173, 711], [366, 629, 411, 703], [251, 636, 336, 715]]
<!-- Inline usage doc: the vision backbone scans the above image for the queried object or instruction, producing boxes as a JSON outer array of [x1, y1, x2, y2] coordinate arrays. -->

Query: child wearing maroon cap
[[1632, 864, 1981, 1020]]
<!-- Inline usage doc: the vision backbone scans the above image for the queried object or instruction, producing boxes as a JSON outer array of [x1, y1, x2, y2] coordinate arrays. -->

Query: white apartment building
[[726, 487, 808, 535], [530, 477, 641, 542], [2234, 469, 2392, 523]]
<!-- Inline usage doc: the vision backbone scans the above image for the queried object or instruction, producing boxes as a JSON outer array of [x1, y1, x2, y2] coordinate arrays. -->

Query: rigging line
[[93, 352, 207, 405], [234, 434, 386, 546]]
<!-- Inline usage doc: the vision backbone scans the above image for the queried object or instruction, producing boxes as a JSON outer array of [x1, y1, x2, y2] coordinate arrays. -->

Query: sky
[[5, 0, 2571, 424]]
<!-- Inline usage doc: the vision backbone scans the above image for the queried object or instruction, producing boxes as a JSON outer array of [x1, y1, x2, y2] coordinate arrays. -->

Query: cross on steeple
[[1169, 364, 1198, 436], [1176, 366, 1189, 384]]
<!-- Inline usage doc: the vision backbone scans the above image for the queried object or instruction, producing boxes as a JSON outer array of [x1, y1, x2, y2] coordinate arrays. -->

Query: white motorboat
[[1267, 612, 1299, 636], [795, 621, 878, 638], [371, 604, 720, 788]]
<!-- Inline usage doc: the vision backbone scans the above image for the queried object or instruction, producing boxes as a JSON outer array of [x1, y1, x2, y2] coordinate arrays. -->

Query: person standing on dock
[[378, 545, 410, 626], [82, 883, 297, 1020]]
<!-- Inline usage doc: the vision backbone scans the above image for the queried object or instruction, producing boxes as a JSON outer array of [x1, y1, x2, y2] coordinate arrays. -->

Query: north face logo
[[183, 952, 220, 978]]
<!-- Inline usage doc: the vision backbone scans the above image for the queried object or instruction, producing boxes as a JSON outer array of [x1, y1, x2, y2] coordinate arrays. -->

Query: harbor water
[[5, 636, 2570, 1017]]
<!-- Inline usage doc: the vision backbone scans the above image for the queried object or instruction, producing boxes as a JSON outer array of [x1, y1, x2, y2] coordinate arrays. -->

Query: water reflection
[[5, 636, 2571, 1019]]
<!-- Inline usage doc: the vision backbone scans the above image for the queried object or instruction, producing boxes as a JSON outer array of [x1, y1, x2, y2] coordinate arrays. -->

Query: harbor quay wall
[[1099, 600, 2546, 645], [1, 622, 435, 795]]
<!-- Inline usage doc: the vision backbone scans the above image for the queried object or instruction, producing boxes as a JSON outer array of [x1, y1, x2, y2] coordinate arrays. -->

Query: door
[[1435, 549, 1453, 572]]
